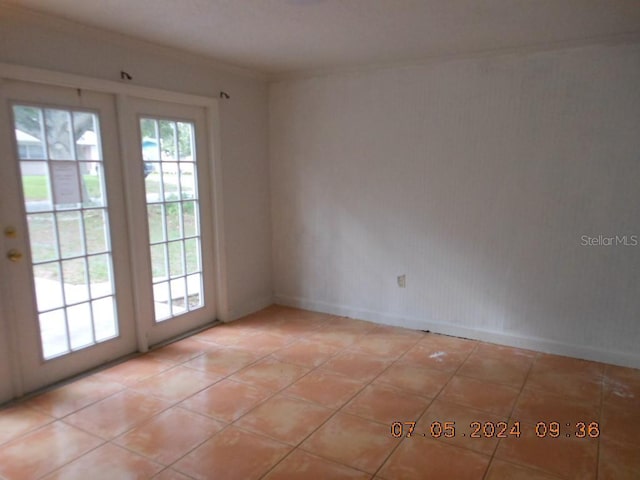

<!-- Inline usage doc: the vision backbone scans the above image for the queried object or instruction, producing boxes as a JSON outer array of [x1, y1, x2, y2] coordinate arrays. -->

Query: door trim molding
[[0, 63, 217, 107]]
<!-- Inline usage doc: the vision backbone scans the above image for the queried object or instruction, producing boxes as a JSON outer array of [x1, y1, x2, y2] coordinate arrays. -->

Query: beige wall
[[270, 42, 640, 367]]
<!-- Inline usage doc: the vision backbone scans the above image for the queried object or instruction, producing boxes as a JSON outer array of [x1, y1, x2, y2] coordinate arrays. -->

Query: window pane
[[141, 118, 160, 160], [166, 202, 182, 240], [153, 281, 171, 321], [161, 163, 179, 201], [84, 209, 109, 254], [80, 162, 106, 207], [13, 106, 46, 160], [39, 309, 69, 359], [159, 120, 176, 161], [179, 163, 197, 200], [73, 112, 101, 161], [144, 162, 162, 202], [27, 213, 58, 263], [177, 122, 193, 161], [57, 211, 85, 258], [187, 273, 202, 310], [150, 244, 168, 282], [62, 258, 89, 304], [185, 238, 200, 274], [88, 254, 113, 298], [170, 277, 187, 315], [168, 241, 184, 277], [45, 109, 74, 160], [183, 201, 198, 237], [92, 297, 117, 341], [33, 262, 64, 311], [20, 162, 52, 212], [67, 303, 93, 350], [147, 204, 166, 243]]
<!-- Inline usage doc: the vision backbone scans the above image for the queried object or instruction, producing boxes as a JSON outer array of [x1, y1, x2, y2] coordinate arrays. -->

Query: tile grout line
[[163, 319, 375, 478], [256, 328, 429, 479], [255, 342, 401, 477], [34, 430, 107, 480], [482, 350, 539, 480], [369, 336, 479, 479], [155, 316, 382, 478], [144, 317, 376, 478]]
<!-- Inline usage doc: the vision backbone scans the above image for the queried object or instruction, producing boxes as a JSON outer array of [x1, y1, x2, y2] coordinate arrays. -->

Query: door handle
[[7, 249, 23, 262]]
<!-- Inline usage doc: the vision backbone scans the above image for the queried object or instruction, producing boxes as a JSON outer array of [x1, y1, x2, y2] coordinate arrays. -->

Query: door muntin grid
[[12, 104, 119, 360], [140, 117, 204, 322]]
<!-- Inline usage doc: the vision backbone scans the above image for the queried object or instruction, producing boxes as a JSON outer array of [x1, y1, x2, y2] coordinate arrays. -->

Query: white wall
[[0, 6, 274, 321], [270, 42, 640, 367]]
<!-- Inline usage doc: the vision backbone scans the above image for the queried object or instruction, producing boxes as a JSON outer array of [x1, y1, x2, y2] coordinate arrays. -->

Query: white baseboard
[[222, 294, 274, 323], [274, 294, 640, 369]]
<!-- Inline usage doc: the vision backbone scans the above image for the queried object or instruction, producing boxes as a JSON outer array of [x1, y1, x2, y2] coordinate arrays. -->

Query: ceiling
[[5, 0, 640, 75]]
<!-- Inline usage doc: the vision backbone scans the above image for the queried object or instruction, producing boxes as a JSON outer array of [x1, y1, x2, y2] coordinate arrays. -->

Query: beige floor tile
[[132, 366, 220, 403], [0, 422, 103, 480], [42, 443, 162, 479], [0, 404, 54, 446], [319, 351, 391, 382], [378, 437, 490, 480], [418, 399, 506, 455], [283, 370, 366, 409], [230, 357, 310, 391], [24, 377, 125, 418], [64, 390, 172, 439], [458, 351, 532, 387], [173, 426, 291, 480], [342, 383, 431, 425], [494, 420, 598, 480], [263, 449, 370, 480], [300, 413, 399, 473], [116, 407, 224, 465], [374, 362, 451, 397], [96, 356, 173, 385], [438, 376, 520, 417], [184, 347, 261, 376], [598, 437, 640, 480], [235, 394, 333, 445], [180, 378, 273, 422], [269, 339, 341, 367], [484, 459, 562, 479], [401, 344, 471, 373], [147, 338, 215, 364]]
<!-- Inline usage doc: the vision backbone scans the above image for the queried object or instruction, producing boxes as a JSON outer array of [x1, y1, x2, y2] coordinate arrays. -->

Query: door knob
[[7, 249, 23, 262]]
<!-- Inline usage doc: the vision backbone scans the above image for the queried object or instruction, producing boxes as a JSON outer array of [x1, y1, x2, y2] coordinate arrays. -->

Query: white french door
[[0, 81, 137, 394], [0, 79, 218, 400], [121, 97, 216, 347]]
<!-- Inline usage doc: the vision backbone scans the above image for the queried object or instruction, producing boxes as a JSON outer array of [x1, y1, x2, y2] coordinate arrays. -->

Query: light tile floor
[[1, 306, 639, 479]]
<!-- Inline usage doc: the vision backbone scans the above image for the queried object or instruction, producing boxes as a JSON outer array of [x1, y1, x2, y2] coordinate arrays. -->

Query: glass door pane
[[140, 118, 204, 322], [12, 104, 118, 360]]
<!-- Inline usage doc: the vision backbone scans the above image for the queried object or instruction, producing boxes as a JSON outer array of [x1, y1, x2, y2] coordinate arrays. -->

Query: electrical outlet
[[397, 274, 406, 288]]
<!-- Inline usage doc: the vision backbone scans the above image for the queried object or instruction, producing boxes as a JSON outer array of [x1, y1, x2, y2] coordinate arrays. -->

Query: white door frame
[[0, 63, 229, 402]]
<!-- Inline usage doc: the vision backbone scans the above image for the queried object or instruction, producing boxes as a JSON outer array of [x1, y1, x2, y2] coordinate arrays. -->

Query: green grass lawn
[[22, 174, 102, 203], [22, 175, 50, 201]]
